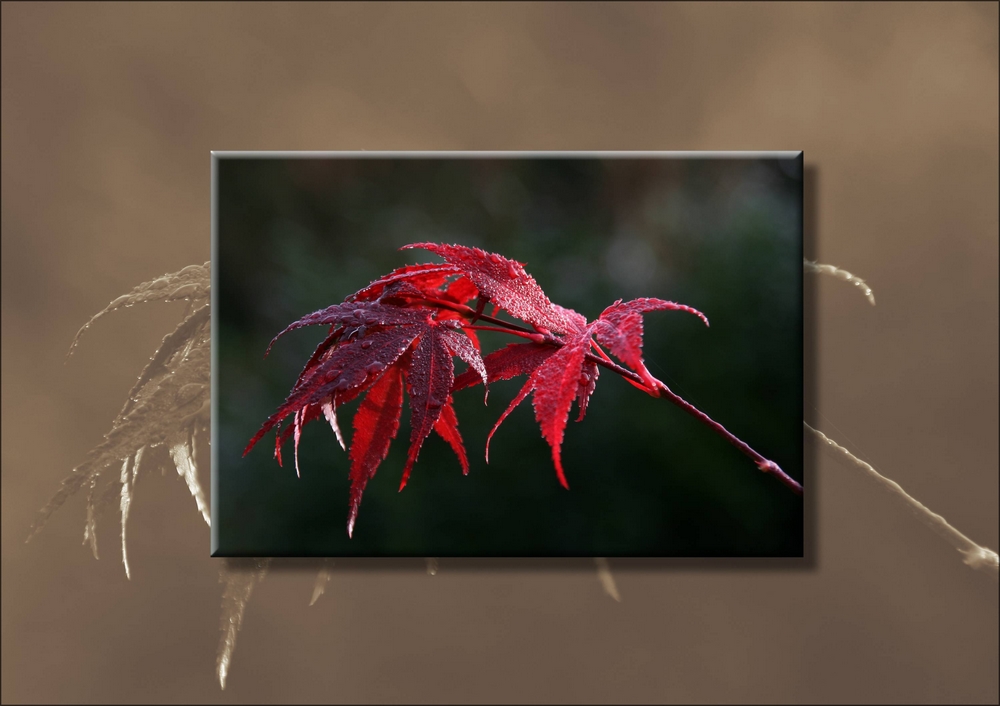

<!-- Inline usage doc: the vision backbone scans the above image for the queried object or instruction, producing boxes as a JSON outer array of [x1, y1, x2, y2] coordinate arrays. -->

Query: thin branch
[[806, 423, 997, 578], [405, 294, 538, 336], [463, 324, 544, 341], [657, 380, 802, 494]]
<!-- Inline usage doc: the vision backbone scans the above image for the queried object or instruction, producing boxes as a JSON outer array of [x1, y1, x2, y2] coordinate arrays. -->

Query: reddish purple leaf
[[348, 263, 460, 302], [264, 301, 427, 357], [433, 395, 468, 475], [598, 297, 710, 328], [402, 242, 584, 335], [595, 297, 708, 389], [437, 308, 481, 350], [551, 303, 588, 333], [347, 366, 404, 537], [444, 275, 479, 304], [479, 337, 588, 489], [441, 328, 488, 398], [400, 326, 455, 490], [485, 376, 536, 464], [529, 335, 590, 489], [244, 326, 422, 457], [453, 342, 557, 392], [575, 359, 599, 422]]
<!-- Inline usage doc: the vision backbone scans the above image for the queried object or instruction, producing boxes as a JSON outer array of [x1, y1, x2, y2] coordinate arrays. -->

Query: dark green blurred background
[[215, 155, 802, 557]]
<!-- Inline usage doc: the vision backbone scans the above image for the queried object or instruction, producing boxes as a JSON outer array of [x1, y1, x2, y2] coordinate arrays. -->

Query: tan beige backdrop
[[2, 2, 997, 703]]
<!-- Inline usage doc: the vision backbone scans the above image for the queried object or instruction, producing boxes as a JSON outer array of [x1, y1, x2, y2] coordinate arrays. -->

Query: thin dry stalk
[[804, 260, 876, 305], [805, 259, 996, 577], [807, 423, 998, 577]]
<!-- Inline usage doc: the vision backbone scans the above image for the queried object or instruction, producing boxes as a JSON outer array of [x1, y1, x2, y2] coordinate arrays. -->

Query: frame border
[[209, 150, 804, 557]]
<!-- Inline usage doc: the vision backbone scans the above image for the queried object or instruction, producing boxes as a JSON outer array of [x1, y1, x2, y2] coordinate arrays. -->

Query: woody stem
[[411, 296, 538, 335], [652, 381, 803, 495], [463, 324, 543, 341]]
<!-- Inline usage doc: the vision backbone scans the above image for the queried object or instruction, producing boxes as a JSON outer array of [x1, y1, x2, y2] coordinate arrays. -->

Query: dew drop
[[365, 362, 386, 374], [506, 262, 519, 279], [353, 309, 366, 319], [489, 253, 502, 263], [360, 340, 372, 349]]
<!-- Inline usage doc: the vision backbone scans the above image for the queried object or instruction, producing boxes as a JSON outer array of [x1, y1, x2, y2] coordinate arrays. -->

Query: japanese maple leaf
[[451, 299, 709, 489], [244, 283, 487, 536], [401, 242, 587, 335]]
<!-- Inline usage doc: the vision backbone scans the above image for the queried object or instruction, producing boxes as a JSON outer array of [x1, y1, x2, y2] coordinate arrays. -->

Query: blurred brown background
[[2, 2, 997, 704]]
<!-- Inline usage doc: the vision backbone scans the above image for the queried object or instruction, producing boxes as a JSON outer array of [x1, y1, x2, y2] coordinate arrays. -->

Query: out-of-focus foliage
[[217, 157, 804, 557], [28, 263, 212, 578]]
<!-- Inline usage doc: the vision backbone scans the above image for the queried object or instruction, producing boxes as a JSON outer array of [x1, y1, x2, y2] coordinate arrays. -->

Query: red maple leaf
[[401, 242, 587, 335], [244, 290, 487, 536], [246, 242, 802, 538], [446, 286, 712, 488]]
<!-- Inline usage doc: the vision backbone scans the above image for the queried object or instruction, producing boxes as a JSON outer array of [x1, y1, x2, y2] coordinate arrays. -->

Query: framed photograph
[[212, 152, 803, 557]]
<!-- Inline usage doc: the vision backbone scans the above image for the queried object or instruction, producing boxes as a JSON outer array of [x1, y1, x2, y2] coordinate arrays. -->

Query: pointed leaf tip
[[433, 396, 469, 475], [347, 366, 405, 537], [529, 335, 589, 489], [556, 462, 570, 490], [398, 325, 454, 492]]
